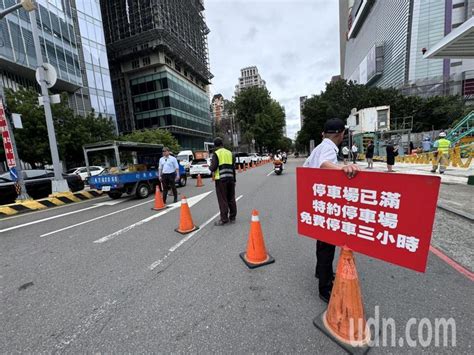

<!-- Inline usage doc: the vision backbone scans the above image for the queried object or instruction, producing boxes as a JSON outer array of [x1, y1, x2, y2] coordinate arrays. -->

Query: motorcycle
[[274, 161, 283, 175]]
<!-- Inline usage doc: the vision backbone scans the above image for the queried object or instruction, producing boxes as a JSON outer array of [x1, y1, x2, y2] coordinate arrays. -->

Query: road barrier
[[175, 196, 198, 234], [239, 210, 275, 269], [0, 190, 103, 217]]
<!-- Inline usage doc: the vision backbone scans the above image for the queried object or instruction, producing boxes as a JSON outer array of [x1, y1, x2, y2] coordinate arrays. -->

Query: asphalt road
[[1, 159, 472, 353]]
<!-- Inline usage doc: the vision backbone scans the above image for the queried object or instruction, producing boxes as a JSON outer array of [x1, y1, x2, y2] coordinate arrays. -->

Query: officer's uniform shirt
[[303, 138, 339, 168], [159, 155, 179, 176]]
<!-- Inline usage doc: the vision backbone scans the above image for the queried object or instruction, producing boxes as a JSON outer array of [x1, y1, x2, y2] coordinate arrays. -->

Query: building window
[[165, 56, 172, 65], [453, 2, 464, 8], [450, 61, 462, 67], [132, 60, 140, 69], [143, 57, 151, 66], [175, 62, 181, 72]]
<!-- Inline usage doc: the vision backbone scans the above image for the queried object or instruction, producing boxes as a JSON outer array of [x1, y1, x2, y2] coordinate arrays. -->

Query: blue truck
[[84, 141, 186, 200]]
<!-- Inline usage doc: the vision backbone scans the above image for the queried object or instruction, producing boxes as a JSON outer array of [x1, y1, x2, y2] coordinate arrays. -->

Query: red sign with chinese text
[[297, 168, 441, 272], [0, 101, 16, 168]]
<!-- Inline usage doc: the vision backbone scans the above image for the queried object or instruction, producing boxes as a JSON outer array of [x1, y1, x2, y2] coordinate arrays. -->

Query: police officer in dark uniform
[[209, 137, 237, 226]]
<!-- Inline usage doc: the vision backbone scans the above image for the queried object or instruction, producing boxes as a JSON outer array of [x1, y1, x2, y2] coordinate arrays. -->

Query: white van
[[177, 150, 194, 171]]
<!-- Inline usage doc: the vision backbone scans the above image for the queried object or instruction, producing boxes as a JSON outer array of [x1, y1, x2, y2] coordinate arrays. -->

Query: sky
[[206, 0, 341, 139]]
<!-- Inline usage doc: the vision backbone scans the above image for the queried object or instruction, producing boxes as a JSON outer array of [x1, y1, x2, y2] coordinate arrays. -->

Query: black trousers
[[162, 173, 178, 203], [316, 241, 336, 294], [215, 179, 237, 223]]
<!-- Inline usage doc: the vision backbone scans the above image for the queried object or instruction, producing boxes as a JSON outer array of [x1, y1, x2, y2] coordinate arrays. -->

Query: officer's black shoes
[[229, 219, 236, 224], [214, 220, 228, 226], [315, 272, 336, 280], [319, 291, 331, 304]]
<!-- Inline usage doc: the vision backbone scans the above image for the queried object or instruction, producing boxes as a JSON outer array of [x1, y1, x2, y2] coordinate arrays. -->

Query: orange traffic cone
[[240, 210, 275, 269], [175, 196, 198, 234], [313, 247, 371, 353], [196, 174, 204, 187], [152, 186, 168, 211], [238, 164, 242, 173]]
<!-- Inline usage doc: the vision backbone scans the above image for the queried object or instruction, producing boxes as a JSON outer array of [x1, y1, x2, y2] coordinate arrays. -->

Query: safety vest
[[437, 138, 451, 154], [214, 148, 234, 180]]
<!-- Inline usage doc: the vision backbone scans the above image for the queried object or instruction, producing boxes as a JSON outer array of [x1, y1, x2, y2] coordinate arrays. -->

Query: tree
[[296, 79, 466, 150], [2, 87, 116, 168], [120, 128, 180, 153]]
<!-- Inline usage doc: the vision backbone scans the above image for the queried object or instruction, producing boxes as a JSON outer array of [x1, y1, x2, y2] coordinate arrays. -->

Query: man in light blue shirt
[[159, 147, 180, 203]]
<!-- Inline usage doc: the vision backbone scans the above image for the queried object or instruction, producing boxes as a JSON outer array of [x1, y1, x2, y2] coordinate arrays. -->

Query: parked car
[[0, 169, 84, 205], [190, 158, 211, 178], [235, 152, 252, 167], [175, 160, 187, 187], [66, 166, 104, 181], [249, 153, 262, 164]]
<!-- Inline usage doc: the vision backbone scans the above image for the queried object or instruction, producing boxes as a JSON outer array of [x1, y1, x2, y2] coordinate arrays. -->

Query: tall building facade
[[211, 93, 224, 125], [75, 0, 116, 123], [0, 0, 116, 123], [1, 0, 83, 100], [340, 0, 474, 101], [234, 66, 266, 95], [99, 0, 213, 150]]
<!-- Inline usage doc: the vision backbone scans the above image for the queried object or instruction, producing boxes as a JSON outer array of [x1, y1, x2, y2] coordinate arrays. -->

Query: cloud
[[206, 0, 340, 139]]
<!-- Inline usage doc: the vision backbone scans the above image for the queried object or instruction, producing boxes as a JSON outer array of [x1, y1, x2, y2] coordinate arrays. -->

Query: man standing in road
[[304, 118, 360, 303], [159, 147, 180, 204], [351, 143, 358, 164], [209, 137, 237, 226], [365, 140, 374, 169], [431, 132, 451, 174]]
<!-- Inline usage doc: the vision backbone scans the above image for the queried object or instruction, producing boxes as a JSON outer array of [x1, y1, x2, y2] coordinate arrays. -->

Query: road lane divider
[[149, 195, 243, 271], [93, 191, 213, 244], [0, 190, 104, 218]]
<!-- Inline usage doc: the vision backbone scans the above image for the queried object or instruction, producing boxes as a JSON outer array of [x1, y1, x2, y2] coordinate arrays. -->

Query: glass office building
[[75, 0, 116, 123], [100, 0, 213, 149], [130, 68, 211, 148], [0, 0, 83, 93]]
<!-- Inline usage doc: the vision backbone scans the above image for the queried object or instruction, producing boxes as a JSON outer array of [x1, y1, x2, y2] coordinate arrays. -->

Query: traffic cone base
[[239, 252, 275, 269], [175, 225, 199, 235], [152, 205, 169, 211], [313, 312, 370, 354], [313, 247, 371, 354]]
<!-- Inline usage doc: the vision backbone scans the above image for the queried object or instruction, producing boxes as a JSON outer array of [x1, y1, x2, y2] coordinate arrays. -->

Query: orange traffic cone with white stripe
[[313, 247, 371, 353], [175, 196, 199, 234], [196, 174, 204, 187], [240, 210, 275, 269], [152, 186, 168, 211]]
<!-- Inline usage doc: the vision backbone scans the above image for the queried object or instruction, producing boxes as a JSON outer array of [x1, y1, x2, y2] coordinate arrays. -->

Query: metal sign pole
[[29, 10, 68, 193]]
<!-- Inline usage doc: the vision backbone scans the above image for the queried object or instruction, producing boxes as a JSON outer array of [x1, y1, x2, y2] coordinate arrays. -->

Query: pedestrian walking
[[209, 137, 237, 226], [342, 146, 350, 164], [158, 147, 180, 204], [431, 131, 451, 174], [365, 140, 374, 169], [351, 143, 358, 164], [386, 141, 397, 172], [304, 118, 360, 303], [422, 137, 432, 152]]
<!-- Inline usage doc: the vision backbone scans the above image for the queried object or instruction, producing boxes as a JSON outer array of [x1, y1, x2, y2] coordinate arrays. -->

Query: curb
[[437, 202, 474, 221], [0, 190, 104, 218]]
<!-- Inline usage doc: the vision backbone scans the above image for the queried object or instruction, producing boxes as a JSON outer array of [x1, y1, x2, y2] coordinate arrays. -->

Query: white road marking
[[149, 195, 243, 271], [39, 199, 153, 238], [93, 191, 213, 244], [266, 170, 275, 176]]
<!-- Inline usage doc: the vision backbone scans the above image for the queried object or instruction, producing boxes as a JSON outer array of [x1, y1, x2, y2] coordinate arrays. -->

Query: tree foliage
[[295, 80, 467, 150], [233, 86, 287, 152], [1, 87, 116, 168], [120, 128, 180, 153]]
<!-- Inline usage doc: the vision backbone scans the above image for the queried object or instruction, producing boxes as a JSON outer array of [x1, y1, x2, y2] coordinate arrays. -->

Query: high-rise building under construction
[[100, 0, 213, 149]]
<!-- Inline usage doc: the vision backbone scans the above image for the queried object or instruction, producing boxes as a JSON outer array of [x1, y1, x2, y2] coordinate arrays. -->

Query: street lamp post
[[29, 9, 68, 192]]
